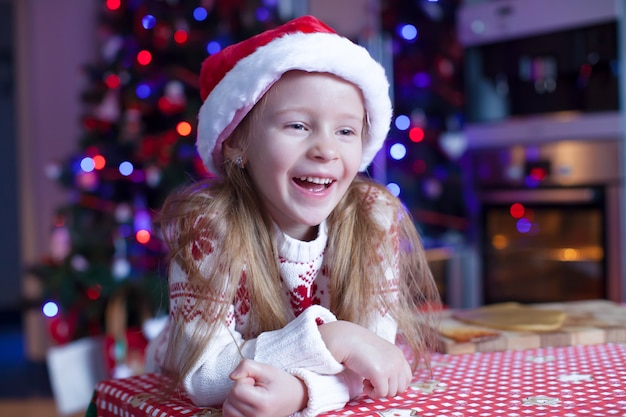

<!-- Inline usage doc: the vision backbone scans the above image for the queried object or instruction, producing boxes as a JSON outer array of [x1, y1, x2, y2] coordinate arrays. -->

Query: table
[[438, 300, 626, 355], [89, 342, 626, 417]]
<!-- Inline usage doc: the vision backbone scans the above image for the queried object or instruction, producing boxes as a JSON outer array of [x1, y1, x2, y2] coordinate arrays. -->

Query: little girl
[[146, 15, 441, 417]]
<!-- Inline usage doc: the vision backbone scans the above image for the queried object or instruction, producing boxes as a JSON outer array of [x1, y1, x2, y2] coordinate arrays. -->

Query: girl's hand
[[318, 321, 412, 399], [222, 359, 308, 417]]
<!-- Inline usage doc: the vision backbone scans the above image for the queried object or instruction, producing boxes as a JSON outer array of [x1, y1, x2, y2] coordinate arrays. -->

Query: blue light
[[119, 161, 134, 176], [206, 41, 221, 55], [134, 210, 152, 232], [386, 182, 401, 197], [399, 24, 418, 41], [256, 7, 270, 21], [413, 72, 431, 88], [389, 143, 407, 160], [193, 7, 208, 21], [136, 83, 151, 99], [394, 114, 411, 131], [525, 176, 540, 188], [516, 218, 532, 234], [80, 157, 95, 173], [43, 301, 59, 318], [141, 15, 156, 30]]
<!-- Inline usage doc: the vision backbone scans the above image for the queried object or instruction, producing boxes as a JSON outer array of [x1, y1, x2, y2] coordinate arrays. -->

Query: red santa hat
[[196, 15, 392, 175]]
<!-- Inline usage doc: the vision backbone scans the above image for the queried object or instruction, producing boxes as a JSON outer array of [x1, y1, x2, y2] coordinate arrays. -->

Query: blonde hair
[[158, 86, 441, 391]]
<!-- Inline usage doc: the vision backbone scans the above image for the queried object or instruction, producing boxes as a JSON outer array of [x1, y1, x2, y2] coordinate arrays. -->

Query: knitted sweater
[[146, 185, 400, 417]]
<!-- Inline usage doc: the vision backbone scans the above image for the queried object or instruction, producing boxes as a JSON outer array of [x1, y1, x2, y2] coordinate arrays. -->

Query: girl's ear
[[222, 136, 242, 161]]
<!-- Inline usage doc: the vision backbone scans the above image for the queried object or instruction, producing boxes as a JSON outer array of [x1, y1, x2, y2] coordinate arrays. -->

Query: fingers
[[363, 379, 375, 397], [224, 361, 307, 417], [364, 377, 396, 399], [223, 376, 269, 417], [229, 359, 257, 381], [224, 361, 266, 417], [222, 397, 246, 417], [230, 359, 275, 387], [363, 360, 412, 398]]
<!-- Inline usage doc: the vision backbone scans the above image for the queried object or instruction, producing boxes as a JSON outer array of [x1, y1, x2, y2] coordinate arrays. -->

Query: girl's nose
[[308, 131, 339, 162]]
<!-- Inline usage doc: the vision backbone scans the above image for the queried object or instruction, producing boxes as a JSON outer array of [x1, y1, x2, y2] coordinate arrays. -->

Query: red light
[[174, 30, 188, 44], [104, 74, 120, 89], [529, 167, 547, 181], [136, 229, 151, 244], [137, 50, 152, 66], [106, 0, 121, 11], [409, 127, 424, 142], [86, 285, 102, 300], [93, 155, 106, 170], [510, 203, 525, 219], [176, 121, 192, 136]]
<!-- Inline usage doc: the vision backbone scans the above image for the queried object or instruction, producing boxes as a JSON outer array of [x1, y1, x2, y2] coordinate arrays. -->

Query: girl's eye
[[338, 128, 356, 136], [288, 123, 306, 131]]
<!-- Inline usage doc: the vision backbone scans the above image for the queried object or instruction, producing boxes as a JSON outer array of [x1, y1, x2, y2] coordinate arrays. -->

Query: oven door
[[479, 186, 612, 304]]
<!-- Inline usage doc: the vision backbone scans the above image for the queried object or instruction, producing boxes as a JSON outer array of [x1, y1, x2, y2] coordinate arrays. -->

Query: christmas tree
[[32, 0, 285, 355], [381, 0, 467, 247]]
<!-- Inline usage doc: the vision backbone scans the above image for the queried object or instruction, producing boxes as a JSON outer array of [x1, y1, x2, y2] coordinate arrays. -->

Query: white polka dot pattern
[[91, 343, 626, 417], [320, 343, 626, 417]]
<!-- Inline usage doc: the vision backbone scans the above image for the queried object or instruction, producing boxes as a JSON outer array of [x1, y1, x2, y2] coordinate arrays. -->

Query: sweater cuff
[[255, 305, 344, 374], [288, 368, 352, 417]]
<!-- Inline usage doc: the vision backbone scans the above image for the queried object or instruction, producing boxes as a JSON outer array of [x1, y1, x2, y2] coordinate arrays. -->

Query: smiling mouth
[[294, 176, 335, 192]]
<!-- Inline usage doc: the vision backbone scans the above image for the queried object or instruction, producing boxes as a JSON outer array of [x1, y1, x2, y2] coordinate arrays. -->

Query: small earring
[[235, 156, 244, 169]]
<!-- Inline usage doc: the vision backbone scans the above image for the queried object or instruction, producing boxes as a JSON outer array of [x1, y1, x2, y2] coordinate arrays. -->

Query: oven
[[470, 139, 623, 305], [457, 0, 626, 306]]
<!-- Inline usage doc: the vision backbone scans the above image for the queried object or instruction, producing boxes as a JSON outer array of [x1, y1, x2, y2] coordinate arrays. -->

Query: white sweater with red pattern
[[146, 186, 400, 417]]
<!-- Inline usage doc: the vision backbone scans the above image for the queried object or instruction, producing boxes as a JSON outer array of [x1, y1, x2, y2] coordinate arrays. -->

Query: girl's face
[[243, 71, 365, 241]]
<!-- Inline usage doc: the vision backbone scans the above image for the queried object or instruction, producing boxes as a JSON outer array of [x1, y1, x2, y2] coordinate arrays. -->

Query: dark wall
[[0, 2, 21, 311]]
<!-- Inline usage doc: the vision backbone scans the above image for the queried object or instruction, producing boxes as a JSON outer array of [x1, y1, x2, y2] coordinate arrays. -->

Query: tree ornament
[[75, 170, 99, 191], [102, 35, 124, 62], [121, 108, 142, 141], [48, 311, 78, 345], [50, 226, 71, 262], [158, 80, 186, 115], [94, 90, 120, 122], [112, 257, 131, 280], [70, 255, 89, 272], [145, 165, 162, 187], [114, 203, 133, 223], [423, 177, 443, 200]]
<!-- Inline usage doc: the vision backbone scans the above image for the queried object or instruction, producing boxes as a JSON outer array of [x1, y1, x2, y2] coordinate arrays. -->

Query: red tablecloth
[[89, 343, 626, 417]]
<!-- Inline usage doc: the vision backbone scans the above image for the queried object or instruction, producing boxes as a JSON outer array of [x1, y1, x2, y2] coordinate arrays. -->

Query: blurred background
[[1, 0, 625, 415]]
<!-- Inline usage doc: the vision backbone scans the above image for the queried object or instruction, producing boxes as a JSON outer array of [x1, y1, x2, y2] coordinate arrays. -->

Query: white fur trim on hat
[[196, 30, 392, 175]]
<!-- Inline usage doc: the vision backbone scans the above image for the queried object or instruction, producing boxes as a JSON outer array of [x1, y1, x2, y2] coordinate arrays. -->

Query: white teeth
[[298, 176, 333, 185]]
